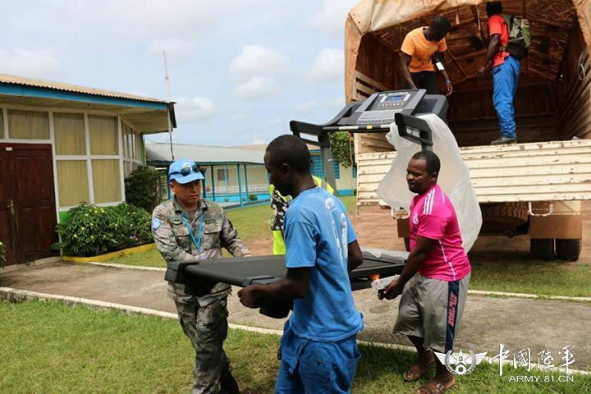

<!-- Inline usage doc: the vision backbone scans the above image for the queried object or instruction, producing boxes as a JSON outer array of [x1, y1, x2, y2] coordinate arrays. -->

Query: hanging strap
[[181, 212, 205, 252]]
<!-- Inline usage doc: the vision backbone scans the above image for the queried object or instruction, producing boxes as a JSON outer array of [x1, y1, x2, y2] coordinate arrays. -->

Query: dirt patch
[[350, 202, 591, 264], [247, 201, 590, 263]]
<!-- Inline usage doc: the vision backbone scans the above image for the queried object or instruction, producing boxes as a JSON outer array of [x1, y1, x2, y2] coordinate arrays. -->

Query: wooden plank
[[354, 71, 389, 92], [360, 163, 591, 179], [460, 147, 591, 160], [354, 82, 378, 97], [466, 154, 591, 169], [469, 164, 591, 178], [472, 174, 591, 188]]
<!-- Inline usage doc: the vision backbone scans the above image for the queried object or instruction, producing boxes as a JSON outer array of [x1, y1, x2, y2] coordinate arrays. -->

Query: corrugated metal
[[0, 73, 167, 104], [146, 144, 265, 165], [357, 139, 591, 205]]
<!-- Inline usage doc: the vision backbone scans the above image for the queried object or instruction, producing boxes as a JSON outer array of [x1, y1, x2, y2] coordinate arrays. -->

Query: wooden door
[[0, 144, 58, 265]]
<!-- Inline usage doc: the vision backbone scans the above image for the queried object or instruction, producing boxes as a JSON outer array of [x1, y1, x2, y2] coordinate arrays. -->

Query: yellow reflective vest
[[270, 176, 334, 255]]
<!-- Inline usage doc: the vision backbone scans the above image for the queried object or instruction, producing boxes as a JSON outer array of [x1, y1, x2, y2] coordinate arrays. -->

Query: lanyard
[[181, 212, 205, 252]]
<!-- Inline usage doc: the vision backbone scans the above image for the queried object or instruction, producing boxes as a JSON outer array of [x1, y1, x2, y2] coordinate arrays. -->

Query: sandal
[[403, 359, 435, 382], [415, 377, 456, 394]]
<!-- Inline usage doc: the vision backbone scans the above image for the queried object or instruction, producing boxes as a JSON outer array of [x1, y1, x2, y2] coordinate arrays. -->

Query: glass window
[[122, 124, 130, 158], [89, 115, 118, 155], [334, 162, 340, 179], [311, 155, 323, 178], [217, 168, 226, 181], [135, 133, 142, 161], [92, 159, 122, 203], [57, 160, 90, 207], [54, 113, 86, 155], [124, 161, 132, 178], [8, 109, 49, 139]]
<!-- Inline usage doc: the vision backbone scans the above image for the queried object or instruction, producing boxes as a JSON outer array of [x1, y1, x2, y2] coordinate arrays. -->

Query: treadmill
[[165, 89, 448, 317]]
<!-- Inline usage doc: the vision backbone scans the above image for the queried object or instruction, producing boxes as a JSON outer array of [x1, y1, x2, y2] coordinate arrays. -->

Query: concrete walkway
[[2, 261, 590, 371]]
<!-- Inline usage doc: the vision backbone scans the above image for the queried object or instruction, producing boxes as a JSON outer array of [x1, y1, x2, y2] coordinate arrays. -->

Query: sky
[[1, 0, 359, 147]]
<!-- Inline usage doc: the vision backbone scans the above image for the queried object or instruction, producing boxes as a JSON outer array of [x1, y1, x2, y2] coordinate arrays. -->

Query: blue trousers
[[492, 55, 520, 138], [275, 324, 361, 394]]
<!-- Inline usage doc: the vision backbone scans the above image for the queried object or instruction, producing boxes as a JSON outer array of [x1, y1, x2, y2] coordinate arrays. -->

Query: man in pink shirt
[[384, 151, 471, 394]]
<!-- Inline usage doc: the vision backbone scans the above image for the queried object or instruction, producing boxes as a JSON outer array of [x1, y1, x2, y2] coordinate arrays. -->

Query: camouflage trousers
[[175, 297, 233, 394]]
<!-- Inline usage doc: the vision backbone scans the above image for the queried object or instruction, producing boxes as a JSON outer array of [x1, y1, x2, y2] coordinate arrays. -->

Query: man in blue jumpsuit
[[238, 135, 364, 393], [477, 1, 520, 145]]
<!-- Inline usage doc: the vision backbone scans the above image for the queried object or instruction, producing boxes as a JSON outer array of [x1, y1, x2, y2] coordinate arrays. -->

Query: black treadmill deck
[[165, 249, 408, 290]]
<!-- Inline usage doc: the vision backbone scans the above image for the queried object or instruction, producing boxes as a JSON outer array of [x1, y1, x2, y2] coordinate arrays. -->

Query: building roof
[[146, 143, 265, 165], [0, 73, 166, 103], [0, 73, 175, 134]]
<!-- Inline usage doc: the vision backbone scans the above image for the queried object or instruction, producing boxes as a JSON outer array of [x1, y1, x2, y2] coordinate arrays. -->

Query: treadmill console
[[355, 90, 426, 125]]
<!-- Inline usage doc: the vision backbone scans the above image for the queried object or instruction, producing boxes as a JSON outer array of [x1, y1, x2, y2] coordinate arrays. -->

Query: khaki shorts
[[394, 273, 470, 353]]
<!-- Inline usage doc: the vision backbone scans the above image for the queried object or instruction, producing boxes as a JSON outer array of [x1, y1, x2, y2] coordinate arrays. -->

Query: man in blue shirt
[[238, 135, 364, 393]]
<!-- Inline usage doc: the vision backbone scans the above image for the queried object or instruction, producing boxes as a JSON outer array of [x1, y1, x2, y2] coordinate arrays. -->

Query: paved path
[[2, 261, 590, 371]]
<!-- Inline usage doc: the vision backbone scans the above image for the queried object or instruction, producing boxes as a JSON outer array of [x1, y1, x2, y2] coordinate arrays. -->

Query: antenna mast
[[163, 50, 174, 161]]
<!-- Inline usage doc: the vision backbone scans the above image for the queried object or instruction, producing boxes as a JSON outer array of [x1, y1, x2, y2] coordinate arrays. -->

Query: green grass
[[226, 203, 274, 241], [470, 260, 591, 298], [107, 194, 591, 299], [2, 300, 589, 394], [107, 196, 357, 267], [108, 247, 165, 267]]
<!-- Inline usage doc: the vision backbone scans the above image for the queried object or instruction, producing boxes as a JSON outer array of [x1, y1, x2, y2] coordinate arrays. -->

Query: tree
[[124, 167, 162, 212], [329, 132, 355, 168]]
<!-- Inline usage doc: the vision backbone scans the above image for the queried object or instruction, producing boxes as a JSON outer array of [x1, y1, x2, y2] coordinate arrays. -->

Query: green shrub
[[53, 203, 154, 257], [124, 167, 161, 213], [248, 194, 258, 201], [0, 240, 5, 267], [113, 203, 154, 247]]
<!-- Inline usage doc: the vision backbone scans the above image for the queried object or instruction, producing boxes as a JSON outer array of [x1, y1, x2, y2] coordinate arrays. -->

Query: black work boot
[[220, 373, 240, 394], [491, 136, 516, 145]]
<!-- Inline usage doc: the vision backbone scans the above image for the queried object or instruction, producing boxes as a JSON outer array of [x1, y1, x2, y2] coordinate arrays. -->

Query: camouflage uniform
[[152, 197, 249, 394]]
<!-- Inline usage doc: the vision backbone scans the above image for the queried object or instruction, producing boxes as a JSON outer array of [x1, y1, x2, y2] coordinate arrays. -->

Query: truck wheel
[[404, 237, 410, 252], [481, 202, 529, 233], [530, 239, 554, 260], [555, 239, 581, 262]]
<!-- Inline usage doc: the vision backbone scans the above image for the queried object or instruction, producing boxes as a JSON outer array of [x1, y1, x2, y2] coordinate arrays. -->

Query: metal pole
[[210, 165, 216, 201], [244, 164, 249, 203], [236, 164, 243, 208]]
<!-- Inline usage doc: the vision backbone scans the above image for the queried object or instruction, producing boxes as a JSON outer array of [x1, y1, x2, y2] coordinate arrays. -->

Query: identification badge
[[205, 219, 216, 225], [435, 61, 444, 71]]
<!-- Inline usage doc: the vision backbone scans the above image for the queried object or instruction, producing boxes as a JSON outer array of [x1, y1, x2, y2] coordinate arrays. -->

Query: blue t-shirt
[[284, 187, 364, 341]]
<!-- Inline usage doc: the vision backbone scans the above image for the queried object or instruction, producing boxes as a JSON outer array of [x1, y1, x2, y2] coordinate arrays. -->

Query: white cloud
[[231, 114, 248, 121], [229, 45, 288, 81], [267, 118, 282, 125], [309, 47, 344, 84], [328, 97, 344, 108], [0, 49, 62, 79], [309, 0, 358, 36], [64, 0, 271, 38], [174, 96, 216, 122], [294, 101, 319, 112], [235, 77, 278, 100], [148, 38, 196, 61]]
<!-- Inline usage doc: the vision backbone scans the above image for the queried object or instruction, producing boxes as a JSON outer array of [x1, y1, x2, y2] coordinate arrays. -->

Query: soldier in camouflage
[[152, 158, 250, 394]]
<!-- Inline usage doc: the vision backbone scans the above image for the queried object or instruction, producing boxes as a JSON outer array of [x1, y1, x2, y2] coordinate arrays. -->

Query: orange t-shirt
[[400, 27, 447, 73], [488, 14, 510, 67]]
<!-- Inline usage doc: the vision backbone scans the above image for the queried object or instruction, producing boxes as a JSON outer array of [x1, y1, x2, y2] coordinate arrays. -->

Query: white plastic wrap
[[376, 114, 482, 253]]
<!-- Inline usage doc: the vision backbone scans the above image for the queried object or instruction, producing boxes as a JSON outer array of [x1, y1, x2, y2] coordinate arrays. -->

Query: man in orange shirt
[[477, 1, 520, 145], [400, 16, 453, 96]]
